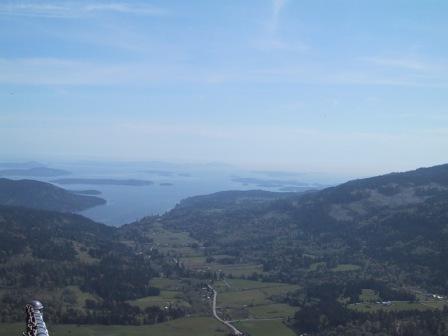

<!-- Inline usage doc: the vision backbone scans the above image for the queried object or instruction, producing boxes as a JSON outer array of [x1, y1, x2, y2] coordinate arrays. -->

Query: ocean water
[[3, 161, 344, 227], [75, 173, 257, 226], [45, 162, 279, 226]]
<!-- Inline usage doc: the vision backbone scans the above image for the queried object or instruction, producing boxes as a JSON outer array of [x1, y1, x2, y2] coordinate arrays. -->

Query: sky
[[1, 0, 448, 176]]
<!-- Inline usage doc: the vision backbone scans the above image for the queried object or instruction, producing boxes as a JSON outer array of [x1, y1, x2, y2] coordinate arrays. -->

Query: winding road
[[208, 285, 244, 336]]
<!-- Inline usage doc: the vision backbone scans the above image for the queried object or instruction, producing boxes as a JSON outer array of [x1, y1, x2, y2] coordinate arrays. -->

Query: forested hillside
[[0, 205, 183, 325], [0, 178, 105, 212], [152, 164, 448, 335]]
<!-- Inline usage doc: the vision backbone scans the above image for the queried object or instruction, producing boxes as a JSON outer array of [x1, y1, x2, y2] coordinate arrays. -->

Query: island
[[0, 178, 106, 212], [52, 178, 154, 186]]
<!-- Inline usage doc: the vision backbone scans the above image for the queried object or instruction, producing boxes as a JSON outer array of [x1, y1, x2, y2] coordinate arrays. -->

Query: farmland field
[[234, 319, 296, 336]]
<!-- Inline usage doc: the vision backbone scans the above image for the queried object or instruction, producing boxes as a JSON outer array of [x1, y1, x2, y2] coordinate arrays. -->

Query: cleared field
[[359, 288, 380, 302], [219, 288, 270, 307], [234, 319, 296, 336], [147, 225, 201, 257], [0, 317, 229, 336], [350, 300, 448, 312], [180, 256, 264, 277], [218, 285, 298, 308], [181, 256, 208, 268], [150, 277, 185, 291], [128, 290, 190, 309], [214, 278, 299, 322], [218, 279, 294, 291], [211, 264, 264, 277], [332, 264, 361, 272], [309, 261, 326, 271], [247, 303, 298, 319]]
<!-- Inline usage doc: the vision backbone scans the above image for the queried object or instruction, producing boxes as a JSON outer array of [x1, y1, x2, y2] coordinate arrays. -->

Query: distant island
[[0, 178, 105, 212], [144, 170, 175, 177], [0, 167, 71, 177], [144, 170, 190, 177], [52, 178, 154, 186]]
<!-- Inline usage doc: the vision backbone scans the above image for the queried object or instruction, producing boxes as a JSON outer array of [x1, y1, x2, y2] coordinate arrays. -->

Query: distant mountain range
[[52, 178, 153, 186], [0, 178, 106, 212], [0, 167, 71, 177], [0, 161, 45, 169]]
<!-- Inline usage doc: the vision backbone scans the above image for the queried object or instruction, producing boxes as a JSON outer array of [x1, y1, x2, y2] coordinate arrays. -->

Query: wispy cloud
[[1, 56, 447, 88], [268, 0, 288, 35], [362, 56, 431, 71], [0, 2, 166, 18], [256, 0, 309, 52]]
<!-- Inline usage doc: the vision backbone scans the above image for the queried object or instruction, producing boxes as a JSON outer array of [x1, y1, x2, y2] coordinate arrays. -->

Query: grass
[[181, 256, 208, 268], [150, 277, 185, 291], [146, 225, 201, 258], [219, 279, 294, 291], [211, 264, 264, 277], [127, 291, 190, 310], [247, 303, 298, 319], [349, 300, 448, 313], [180, 257, 264, 277], [214, 278, 299, 322], [0, 317, 229, 336], [234, 319, 296, 336], [359, 288, 380, 302], [219, 289, 272, 307], [331, 264, 361, 272], [217, 284, 299, 308], [309, 262, 326, 271]]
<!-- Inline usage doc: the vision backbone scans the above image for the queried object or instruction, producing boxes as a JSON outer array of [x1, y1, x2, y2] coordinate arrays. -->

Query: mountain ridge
[[0, 178, 106, 212]]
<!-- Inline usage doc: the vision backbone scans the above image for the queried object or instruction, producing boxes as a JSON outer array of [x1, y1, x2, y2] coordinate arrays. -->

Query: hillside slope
[[0, 205, 180, 324], [0, 178, 105, 212], [160, 164, 448, 291]]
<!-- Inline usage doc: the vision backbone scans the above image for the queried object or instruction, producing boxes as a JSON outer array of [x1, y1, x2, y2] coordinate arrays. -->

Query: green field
[[216, 278, 294, 291], [146, 225, 201, 258], [127, 290, 191, 310], [234, 319, 296, 336], [359, 288, 380, 302], [0, 317, 229, 336], [213, 278, 299, 323], [150, 277, 185, 291], [247, 303, 298, 319], [181, 256, 264, 277], [331, 264, 361, 272], [349, 300, 448, 313], [218, 283, 298, 308]]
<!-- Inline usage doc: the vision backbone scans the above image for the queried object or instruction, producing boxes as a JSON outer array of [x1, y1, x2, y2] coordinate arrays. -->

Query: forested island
[[0, 178, 105, 212], [52, 178, 153, 186]]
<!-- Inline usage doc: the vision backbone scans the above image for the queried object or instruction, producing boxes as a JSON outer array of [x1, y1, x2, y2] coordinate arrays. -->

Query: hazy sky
[[1, 0, 448, 175]]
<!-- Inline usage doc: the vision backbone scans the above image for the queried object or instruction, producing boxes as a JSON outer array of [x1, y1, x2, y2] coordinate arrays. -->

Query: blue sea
[[3, 161, 345, 226]]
